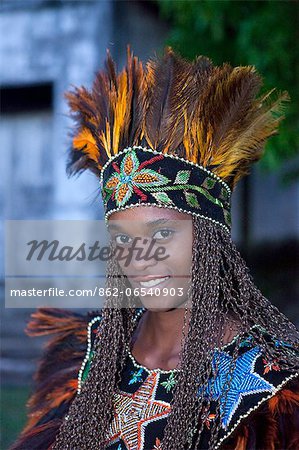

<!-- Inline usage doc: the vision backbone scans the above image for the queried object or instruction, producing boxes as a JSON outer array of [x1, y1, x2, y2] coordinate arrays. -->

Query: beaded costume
[[12, 308, 299, 450], [12, 47, 299, 450]]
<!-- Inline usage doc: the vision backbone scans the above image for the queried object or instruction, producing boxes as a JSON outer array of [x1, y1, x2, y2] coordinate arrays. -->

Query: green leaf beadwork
[[103, 149, 225, 210], [161, 372, 177, 392]]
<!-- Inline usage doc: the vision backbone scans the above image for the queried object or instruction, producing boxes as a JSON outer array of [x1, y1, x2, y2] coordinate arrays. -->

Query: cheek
[[116, 254, 128, 271], [172, 234, 193, 274], [111, 245, 136, 272]]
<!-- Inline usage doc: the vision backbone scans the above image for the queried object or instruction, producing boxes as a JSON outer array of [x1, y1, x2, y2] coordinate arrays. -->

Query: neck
[[132, 306, 191, 357]]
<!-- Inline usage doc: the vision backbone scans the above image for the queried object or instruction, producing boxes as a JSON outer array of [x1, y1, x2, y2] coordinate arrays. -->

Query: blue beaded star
[[198, 346, 275, 429]]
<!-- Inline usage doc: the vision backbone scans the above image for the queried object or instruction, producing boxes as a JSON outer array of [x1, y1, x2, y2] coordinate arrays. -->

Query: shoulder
[[221, 375, 299, 450], [214, 326, 299, 449], [11, 307, 102, 450]]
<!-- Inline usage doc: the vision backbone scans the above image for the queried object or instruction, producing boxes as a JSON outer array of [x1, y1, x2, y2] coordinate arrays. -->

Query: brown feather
[[64, 46, 290, 191], [268, 383, 299, 415], [10, 308, 94, 450], [142, 47, 191, 152]]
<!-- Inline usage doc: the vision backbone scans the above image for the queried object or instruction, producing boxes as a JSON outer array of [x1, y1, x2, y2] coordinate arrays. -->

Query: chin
[[140, 297, 186, 311]]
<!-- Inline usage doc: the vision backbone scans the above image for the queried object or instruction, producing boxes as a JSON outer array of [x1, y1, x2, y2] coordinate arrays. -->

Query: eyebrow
[[146, 218, 172, 228], [107, 218, 172, 232]]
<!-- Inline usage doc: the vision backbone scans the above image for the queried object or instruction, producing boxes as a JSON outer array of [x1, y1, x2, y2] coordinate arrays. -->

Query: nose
[[123, 236, 159, 274]]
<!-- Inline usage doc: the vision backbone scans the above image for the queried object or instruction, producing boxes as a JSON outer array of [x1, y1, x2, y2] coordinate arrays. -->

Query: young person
[[12, 47, 299, 450]]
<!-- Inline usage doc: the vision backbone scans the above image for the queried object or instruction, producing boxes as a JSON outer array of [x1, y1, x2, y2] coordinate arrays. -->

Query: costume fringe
[[10, 308, 100, 450]]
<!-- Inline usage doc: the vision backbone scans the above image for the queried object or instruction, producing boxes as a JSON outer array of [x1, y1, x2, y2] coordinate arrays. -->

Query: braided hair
[[53, 214, 299, 450]]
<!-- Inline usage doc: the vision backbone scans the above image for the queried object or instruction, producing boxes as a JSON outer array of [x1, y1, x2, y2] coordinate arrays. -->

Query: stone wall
[[1, 0, 298, 386], [0, 0, 169, 385]]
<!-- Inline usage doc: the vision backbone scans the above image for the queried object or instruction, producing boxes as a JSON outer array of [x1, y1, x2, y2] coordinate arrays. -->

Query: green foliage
[[0, 386, 30, 449], [156, 0, 299, 180]]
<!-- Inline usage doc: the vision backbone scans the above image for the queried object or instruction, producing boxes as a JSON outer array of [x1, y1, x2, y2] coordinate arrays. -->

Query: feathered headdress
[[64, 46, 289, 232]]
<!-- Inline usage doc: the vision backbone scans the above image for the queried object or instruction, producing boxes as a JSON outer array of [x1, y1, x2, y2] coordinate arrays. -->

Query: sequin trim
[[126, 316, 264, 375], [77, 316, 102, 394], [77, 315, 272, 395], [76, 311, 299, 449]]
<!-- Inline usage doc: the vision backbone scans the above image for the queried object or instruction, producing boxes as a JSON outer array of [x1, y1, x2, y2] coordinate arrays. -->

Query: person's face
[[107, 206, 193, 312]]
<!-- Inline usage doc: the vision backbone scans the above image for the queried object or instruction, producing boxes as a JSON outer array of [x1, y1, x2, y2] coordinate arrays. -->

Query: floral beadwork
[[103, 150, 171, 207], [262, 358, 281, 375], [204, 413, 216, 430], [129, 368, 144, 385], [160, 372, 177, 392], [103, 149, 224, 210], [239, 335, 255, 348], [77, 314, 299, 450], [274, 339, 294, 349]]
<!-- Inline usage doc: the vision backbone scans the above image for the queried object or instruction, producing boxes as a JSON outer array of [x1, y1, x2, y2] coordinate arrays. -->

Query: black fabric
[[101, 147, 231, 229], [90, 322, 299, 450]]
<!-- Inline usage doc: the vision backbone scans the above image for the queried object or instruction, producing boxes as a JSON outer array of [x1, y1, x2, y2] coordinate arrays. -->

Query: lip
[[131, 275, 172, 282], [131, 275, 172, 292]]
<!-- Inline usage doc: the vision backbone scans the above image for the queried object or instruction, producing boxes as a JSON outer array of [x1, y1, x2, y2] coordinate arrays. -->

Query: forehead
[[109, 205, 191, 221], [107, 205, 192, 232]]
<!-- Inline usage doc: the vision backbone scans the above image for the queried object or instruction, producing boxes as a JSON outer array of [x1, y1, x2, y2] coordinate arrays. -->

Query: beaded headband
[[100, 146, 232, 233]]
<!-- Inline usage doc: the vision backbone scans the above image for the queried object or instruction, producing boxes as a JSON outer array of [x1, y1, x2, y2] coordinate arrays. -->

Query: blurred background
[[0, 0, 298, 448]]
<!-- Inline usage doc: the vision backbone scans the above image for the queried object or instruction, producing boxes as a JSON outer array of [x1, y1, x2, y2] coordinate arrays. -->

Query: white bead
[[77, 316, 102, 394], [104, 203, 230, 234]]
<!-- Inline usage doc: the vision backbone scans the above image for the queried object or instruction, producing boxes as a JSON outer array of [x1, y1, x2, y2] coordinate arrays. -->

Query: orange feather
[[64, 46, 289, 191], [268, 385, 299, 415], [73, 128, 98, 163]]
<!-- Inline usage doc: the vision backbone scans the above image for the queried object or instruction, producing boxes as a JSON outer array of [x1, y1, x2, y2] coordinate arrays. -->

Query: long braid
[[53, 216, 299, 449], [162, 216, 299, 449], [52, 247, 138, 449]]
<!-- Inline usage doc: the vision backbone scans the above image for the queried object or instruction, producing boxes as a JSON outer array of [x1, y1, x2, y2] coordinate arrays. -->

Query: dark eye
[[152, 229, 174, 240], [114, 234, 132, 245]]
